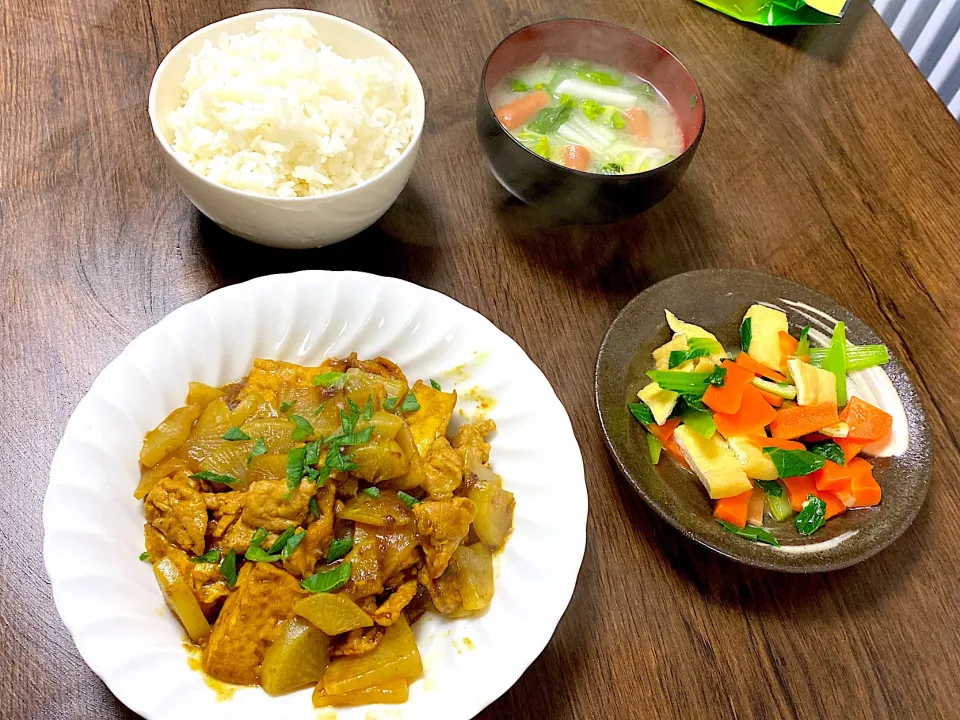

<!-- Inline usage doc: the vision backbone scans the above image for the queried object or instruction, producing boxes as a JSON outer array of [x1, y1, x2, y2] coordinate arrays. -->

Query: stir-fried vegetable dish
[[136, 355, 515, 706], [491, 56, 683, 174], [630, 308, 894, 545]]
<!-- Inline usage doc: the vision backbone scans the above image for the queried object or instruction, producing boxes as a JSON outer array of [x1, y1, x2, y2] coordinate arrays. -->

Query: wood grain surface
[[3, 0, 960, 718]]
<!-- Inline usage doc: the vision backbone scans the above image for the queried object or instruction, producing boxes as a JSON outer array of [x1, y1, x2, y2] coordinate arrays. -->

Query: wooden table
[[4, 0, 960, 717]]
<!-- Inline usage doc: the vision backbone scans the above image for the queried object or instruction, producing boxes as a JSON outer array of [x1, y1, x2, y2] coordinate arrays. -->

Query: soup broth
[[491, 56, 683, 174]]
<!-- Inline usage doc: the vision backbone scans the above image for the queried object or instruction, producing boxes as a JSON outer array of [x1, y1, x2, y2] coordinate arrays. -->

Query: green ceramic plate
[[596, 269, 931, 572]]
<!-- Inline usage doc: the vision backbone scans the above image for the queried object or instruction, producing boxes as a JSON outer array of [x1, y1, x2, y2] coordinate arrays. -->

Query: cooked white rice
[[167, 15, 414, 197]]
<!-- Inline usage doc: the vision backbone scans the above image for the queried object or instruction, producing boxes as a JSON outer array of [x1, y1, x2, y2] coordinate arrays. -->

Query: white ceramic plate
[[44, 271, 586, 720]]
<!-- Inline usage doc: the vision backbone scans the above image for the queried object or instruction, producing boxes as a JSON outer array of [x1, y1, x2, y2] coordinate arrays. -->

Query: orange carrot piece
[[734, 352, 788, 383], [747, 487, 765, 527], [782, 475, 818, 512], [623, 107, 651, 142], [770, 403, 841, 439], [495, 90, 550, 130], [848, 457, 882, 507], [757, 388, 784, 408], [560, 144, 591, 171], [836, 437, 867, 463], [820, 491, 847, 519], [813, 460, 852, 492], [703, 360, 755, 414], [782, 475, 845, 516], [714, 489, 754, 528], [714, 385, 778, 438], [839, 397, 893, 443], [745, 436, 806, 451], [778, 331, 798, 373]]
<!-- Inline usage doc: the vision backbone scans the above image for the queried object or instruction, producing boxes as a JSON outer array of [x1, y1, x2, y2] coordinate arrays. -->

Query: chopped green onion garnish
[[222, 426, 251, 441], [189, 471, 240, 485], [279, 400, 296, 413], [399, 393, 420, 413], [282, 530, 306, 560], [302, 562, 353, 593], [191, 549, 221, 564], [327, 535, 354, 563], [139, 551, 150, 562], [397, 491, 420, 508], [220, 549, 238, 587], [362, 487, 381, 498], [290, 414, 314, 442], [286, 446, 306, 491], [247, 437, 267, 465], [312, 372, 345, 388]]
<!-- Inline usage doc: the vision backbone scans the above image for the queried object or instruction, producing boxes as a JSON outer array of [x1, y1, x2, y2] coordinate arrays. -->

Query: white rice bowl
[[167, 15, 415, 198]]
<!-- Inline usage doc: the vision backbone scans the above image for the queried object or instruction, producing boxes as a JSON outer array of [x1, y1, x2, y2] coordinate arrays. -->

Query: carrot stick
[[560, 144, 591, 171], [714, 488, 753, 528], [735, 352, 787, 383], [495, 90, 550, 130], [714, 385, 778, 438], [745, 436, 806, 451], [778, 331, 798, 373], [839, 397, 893, 443], [848, 457, 882, 506], [703, 360, 755, 414], [623, 107, 650, 142], [770, 403, 840, 439]]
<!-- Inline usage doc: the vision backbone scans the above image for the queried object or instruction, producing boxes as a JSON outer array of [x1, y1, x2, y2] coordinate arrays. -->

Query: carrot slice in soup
[[560, 144, 591, 171], [622, 107, 651, 142], [734, 353, 788, 383], [495, 90, 550, 131], [839, 397, 893, 443], [714, 488, 754, 528]]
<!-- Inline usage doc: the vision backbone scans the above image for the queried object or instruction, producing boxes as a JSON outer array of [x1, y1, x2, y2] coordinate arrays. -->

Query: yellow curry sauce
[[136, 355, 515, 706]]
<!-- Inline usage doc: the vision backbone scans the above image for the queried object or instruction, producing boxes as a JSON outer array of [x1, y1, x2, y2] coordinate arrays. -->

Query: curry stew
[[136, 355, 515, 706]]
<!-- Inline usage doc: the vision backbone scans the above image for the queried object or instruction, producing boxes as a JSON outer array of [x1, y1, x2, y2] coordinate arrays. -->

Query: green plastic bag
[[694, 0, 848, 25]]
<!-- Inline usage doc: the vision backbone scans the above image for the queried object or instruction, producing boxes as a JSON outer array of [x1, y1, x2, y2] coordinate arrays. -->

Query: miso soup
[[491, 56, 684, 174]]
